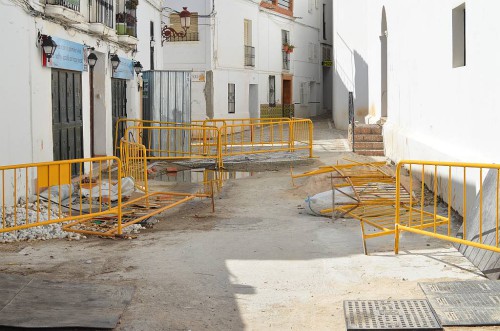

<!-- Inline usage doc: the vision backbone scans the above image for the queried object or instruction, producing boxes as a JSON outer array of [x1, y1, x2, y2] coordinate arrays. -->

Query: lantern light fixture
[[109, 53, 121, 71], [39, 34, 58, 60], [87, 53, 98, 69], [133, 61, 143, 76]]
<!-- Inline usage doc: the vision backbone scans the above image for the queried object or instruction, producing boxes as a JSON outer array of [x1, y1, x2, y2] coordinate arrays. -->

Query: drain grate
[[420, 281, 500, 326], [344, 300, 442, 330]]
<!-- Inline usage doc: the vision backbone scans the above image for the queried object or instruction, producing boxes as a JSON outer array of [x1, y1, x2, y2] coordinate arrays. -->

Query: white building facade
[[0, 0, 162, 166], [332, 0, 500, 164], [162, 0, 333, 121]]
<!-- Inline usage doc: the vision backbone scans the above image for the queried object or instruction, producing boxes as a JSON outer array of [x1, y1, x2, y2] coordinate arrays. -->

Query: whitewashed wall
[[163, 0, 326, 120]]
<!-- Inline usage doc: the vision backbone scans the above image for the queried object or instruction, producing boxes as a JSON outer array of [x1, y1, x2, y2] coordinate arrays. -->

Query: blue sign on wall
[[46, 37, 85, 72], [112, 57, 134, 80]]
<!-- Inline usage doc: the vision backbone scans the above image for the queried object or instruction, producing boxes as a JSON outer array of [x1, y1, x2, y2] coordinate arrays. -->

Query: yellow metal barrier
[[114, 118, 208, 156], [124, 125, 223, 168], [0, 157, 123, 237], [395, 160, 500, 254], [192, 117, 292, 128], [219, 119, 313, 159]]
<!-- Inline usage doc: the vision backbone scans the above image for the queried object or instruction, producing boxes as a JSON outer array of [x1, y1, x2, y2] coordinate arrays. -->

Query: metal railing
[[395, 160, 500, 254], [118, 118, 313, 168], [163, 32, 199, 42], [89, 0, 113, 27], [244, 46, 255, 67], [277, 0, 292, 10], [219, 119, 313, 159], [0, 157, 123, 237], [47, 0, 80, 11], [124, 125, 223, 168], [282, 51, 290, 70]]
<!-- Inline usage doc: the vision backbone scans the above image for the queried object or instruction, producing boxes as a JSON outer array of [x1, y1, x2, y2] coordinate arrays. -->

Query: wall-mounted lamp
[[150, 39, 156, 48], [88, 53, 98, 69], [38, 34, 58, 60], [134, 61, 143, 91], [109, 53, 121, 72], [161, 7, 191, 45]]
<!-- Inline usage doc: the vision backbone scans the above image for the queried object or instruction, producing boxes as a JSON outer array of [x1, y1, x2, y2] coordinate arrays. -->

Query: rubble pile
[[0, 200, 146, 243], [0, 201, 83, 243]]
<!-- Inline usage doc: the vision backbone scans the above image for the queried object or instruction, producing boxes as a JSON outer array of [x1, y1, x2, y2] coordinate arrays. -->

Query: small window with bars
[[269, 76, 276, 107], [228, 83, 235, 113]]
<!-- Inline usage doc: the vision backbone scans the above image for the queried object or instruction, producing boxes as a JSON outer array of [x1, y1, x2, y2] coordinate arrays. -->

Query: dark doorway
[[112, 78, 127, 156], [51, 69, 83, 172]]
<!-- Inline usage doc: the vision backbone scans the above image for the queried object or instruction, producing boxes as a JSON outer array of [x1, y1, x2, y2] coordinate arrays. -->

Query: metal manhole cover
[[344, 300, 442, 330], [420, 281, 500, 326], [420, 281, 500, 294]]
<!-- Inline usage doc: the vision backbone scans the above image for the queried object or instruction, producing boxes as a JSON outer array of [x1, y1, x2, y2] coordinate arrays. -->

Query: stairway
[[348, 124, 385, 156]]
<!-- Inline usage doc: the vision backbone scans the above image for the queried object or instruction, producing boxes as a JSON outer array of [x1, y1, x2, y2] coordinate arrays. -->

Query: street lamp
[[134, 61, 143, 91], [88, 53, 98, 69], [41, 35, 58, 60], [161, 7, 191, 45], [110, 54, 121, 72]]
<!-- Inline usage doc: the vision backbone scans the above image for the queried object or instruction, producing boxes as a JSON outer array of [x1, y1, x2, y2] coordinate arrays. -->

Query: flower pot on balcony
[[283, 44, 289, 52], [126, 25, 136, 36], [116, 23, 126, 35]]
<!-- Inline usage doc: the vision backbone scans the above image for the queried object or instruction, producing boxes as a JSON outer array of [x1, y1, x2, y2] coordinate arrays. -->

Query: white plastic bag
[[80, 177, 135, 202], [303, 187, 356, 216]]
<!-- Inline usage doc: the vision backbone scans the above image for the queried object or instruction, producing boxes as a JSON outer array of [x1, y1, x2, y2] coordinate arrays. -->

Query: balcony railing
[[163, 32, 199, 42], [116, 8, 136, 37], [282, 51, 290, 70], [277, 0, 291, 10], [89, 0, 113, 27], [244, 46, 255, 67], [47, 0, 80, 12]]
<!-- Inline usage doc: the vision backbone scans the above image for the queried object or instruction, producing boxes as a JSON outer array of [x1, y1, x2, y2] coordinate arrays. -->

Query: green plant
[[125, 0, 138, 9], [116, 12, 136, 24]]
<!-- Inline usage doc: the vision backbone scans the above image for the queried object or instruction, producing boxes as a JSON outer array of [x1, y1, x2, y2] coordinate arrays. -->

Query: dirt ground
[[1, 116, 498, 331]]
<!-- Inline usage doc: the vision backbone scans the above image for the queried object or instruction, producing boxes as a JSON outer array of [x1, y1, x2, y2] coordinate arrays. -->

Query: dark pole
[[90, 66, 95, 157]]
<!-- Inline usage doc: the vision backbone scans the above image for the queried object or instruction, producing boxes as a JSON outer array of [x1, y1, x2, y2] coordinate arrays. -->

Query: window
[[282, 30, 290, 70], [165, 11, 199, 42], [452, 3, 466, 67], [244, 19, 255, 66], [269, 76, 276, 106], [244, 19, 252, 46], [228, 84, 235, 113], [300, 82, 310, 105], [150, 21, 154, 70], [322, 4, 326, 40]]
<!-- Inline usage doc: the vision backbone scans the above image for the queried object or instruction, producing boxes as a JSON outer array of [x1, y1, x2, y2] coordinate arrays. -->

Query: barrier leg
[[394, 224, 400, 254]]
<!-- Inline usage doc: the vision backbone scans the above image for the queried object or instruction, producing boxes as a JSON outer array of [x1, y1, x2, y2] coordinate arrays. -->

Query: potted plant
[[125, 0, 138, 10], [286, 44, 295, 54], [283, 42, 290, 52], [116, 12, 137, 35], [116, 12, 127, 35]]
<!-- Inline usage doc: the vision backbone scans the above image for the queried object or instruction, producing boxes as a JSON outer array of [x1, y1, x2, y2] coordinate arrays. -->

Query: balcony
[[244, 46, 255, 67], [45, 0, 84, 23], [116, 9, 138, 45], [260, 0, 293, 17], [162, 32, 199, 43], [90, 0, 113, 28]]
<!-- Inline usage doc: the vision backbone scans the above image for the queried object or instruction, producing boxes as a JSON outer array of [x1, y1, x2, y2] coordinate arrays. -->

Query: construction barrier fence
[[0, 157, 123, 236], [395, 160, 500, 254], [119, 118, 314, 167]]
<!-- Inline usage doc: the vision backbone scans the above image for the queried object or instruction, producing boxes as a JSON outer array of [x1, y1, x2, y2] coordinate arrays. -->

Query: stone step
[[355, 149, 385, 157], [354, 134, 383, 142], [353, 142, 384, 150], [353, 124, 383, 135]]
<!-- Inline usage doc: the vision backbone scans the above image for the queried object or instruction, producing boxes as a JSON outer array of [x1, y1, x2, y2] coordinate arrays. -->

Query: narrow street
[[0, 117, 491, 330]]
